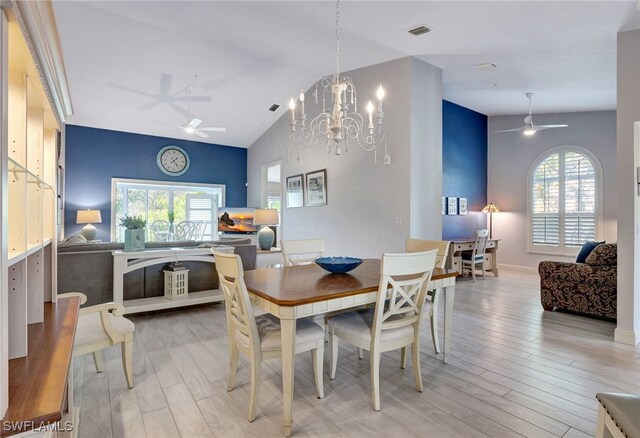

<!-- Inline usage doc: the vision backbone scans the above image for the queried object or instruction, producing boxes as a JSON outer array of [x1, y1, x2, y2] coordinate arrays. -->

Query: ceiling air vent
[[407, 25, 432, 36], [268, 104, 280, 112]]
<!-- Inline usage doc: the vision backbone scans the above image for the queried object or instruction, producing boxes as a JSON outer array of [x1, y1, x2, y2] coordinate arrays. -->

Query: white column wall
[[615, 28, 640, 345]]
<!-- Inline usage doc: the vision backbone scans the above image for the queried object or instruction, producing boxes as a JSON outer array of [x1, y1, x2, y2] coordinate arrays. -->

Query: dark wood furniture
[[1, 297, 80, 436]]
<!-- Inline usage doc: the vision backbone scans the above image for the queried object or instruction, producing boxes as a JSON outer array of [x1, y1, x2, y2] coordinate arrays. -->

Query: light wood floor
[[73, 270, 640, 438]]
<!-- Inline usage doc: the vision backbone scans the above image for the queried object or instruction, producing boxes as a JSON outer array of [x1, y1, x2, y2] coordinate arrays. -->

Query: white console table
[[112, 246, 234, 314]]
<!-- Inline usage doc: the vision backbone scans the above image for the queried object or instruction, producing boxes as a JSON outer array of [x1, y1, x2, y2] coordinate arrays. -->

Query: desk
[[446, 239, 500, 277], [112, 246, 234, 314], [243, 259, 457, 436]]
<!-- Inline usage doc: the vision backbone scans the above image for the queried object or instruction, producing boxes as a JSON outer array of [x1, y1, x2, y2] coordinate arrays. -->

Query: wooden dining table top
[[243, 258, 458, 307]]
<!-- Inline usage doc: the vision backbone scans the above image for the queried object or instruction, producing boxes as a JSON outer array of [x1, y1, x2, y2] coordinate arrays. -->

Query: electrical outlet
[[384, 155, 392, 165]]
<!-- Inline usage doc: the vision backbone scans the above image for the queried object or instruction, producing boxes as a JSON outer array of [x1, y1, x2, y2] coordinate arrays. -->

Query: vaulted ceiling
[[52, 1, 640, 148]]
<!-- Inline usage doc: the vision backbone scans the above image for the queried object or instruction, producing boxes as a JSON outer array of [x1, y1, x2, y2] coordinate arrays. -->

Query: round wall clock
[[157, 145, 190, 176]]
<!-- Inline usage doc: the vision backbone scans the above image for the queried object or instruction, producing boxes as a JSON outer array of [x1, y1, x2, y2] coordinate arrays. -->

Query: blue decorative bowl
[[315, 256, 364, 274]]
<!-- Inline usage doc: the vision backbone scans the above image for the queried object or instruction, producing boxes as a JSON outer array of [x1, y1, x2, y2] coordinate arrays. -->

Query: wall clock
[[157, 145, 190, 176]]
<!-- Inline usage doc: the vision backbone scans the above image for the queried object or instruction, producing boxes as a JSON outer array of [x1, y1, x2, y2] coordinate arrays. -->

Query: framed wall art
[[305, 169, 327, 207], [458, 197, 468, 215], [447, 197, 458, 215], [286, 174, 304, 208]]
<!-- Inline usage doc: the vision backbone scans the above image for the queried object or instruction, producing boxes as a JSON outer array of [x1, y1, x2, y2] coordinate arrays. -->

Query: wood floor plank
[[74, 270, 639, 437], [164, 383, 214, 438]]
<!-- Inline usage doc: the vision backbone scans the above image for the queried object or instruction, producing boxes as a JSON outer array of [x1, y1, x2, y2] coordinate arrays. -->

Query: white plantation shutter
[[530, 149, 598, 251], [186, 194, 219, 240]]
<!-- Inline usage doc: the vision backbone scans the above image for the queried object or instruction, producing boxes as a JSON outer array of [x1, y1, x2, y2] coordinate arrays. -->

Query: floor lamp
[[481, 203, 501, 239]]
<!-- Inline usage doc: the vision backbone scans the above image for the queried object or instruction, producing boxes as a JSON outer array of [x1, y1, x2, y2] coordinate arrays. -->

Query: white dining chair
[[149, 220, 170, 242], [461, 229, 489, 282], [213, 251, 325, 422], [58, 292, 135, 389], [280, 238, 325, 266], [327, 250, 438, 411], [173, 220, 196, 240], [405, 238, 451, 354]]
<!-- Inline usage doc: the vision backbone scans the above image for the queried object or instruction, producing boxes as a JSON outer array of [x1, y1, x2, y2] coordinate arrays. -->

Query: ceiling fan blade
[[137, 100, 162, 111], [193, 130, 209, 139], [199, 127, 227, 132], [494, 127, 524, 133], [159, 73, 172, 95], [188, 118, 202, 128], [535, 124, 568, 131]]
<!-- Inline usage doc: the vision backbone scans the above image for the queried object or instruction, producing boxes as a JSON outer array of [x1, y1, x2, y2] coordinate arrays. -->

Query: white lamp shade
[[77, 209, 102, 224], [253, 209, 279, 226]]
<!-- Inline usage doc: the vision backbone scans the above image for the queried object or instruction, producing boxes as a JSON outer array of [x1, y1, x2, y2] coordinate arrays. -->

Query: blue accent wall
[[442, 100, 487, 239], [64, 125, 247, 241]]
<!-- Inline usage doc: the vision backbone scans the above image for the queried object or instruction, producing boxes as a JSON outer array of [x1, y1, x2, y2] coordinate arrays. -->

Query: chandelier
[[287, 0, 387, 162]]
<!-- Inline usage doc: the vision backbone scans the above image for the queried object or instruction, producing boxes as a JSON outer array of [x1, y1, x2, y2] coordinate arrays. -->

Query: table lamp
[[481, 203, 501, 239], [77, 209, 102, 241], [253, 209, 279, 250]]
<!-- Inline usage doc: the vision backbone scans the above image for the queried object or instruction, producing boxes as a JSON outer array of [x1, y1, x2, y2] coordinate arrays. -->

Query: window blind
[[531, 149, 597, 249]]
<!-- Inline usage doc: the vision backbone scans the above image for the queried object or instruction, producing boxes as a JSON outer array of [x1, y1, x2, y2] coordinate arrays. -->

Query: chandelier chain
[[335, 0, 340, 77]]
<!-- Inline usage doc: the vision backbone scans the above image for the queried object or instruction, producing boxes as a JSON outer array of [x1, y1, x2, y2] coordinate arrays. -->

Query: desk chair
[[280, 238, 325, 266], [328, 250, 438, 411], [213, 251, 325, 422], [461, 229, 489, 282], [58, 292, 135, 389], [405, 239, 451, 354]]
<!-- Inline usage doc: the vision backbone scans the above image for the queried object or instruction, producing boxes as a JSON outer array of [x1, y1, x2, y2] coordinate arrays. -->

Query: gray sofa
[[58, 238, 256, 306]]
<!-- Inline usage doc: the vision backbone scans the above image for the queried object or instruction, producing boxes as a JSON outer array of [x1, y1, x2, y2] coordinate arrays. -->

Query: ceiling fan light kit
[[287, 0, 388, 163], [155, 86, 226, 139], [494, 92, 568, 136]]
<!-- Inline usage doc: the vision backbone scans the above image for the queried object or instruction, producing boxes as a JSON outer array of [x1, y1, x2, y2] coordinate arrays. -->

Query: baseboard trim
[[498, 264, 538, 274], [614, 327, 640, 345]]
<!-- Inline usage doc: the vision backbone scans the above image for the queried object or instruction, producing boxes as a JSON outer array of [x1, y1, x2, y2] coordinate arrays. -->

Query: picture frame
[[286, 174, 304, 208], [305, 169, 328, 207], [447, 197, 458, 215], [442, 197, 446, 215], [458, 197, 468, 215]]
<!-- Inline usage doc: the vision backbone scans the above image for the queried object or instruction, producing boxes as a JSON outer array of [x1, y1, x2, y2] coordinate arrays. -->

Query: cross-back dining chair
[[327, 250, 438, 411], [461, 229, 489, 282], [213, 251, 325, 422], [173, 220, 196, 241], [405, 238, 451, 354], [280, 238, 325, 266]]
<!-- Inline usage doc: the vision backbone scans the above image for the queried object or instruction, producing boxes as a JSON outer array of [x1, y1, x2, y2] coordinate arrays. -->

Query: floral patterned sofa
[[538, 243, 617, 320]]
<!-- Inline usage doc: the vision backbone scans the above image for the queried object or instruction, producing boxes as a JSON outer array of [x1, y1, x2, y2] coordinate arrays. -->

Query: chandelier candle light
[[288, 0, 387, 162]]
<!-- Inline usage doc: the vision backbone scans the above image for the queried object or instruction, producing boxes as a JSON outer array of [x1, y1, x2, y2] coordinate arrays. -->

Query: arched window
[[529, 147, 602, 253]]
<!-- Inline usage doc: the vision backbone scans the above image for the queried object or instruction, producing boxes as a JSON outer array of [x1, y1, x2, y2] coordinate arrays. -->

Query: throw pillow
[[62, 234, 87, 245], [585, 242, 617, 266], [576, 240, 605, 263]]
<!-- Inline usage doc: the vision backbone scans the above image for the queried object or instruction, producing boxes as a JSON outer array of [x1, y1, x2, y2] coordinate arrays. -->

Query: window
[[264, 162, 282, 211], [111, 179, 225, 241], [529, 147, 601, 253]]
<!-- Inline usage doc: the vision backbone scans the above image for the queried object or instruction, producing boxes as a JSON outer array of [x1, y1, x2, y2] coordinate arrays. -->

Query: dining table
[[243, 258, 458, 436]]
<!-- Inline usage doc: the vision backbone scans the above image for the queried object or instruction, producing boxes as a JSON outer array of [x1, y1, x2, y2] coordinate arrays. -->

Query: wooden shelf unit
[[1, 8, 64, 426], [1, 298, 80, 436]]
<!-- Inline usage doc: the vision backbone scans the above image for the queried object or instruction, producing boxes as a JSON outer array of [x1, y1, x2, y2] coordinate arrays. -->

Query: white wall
[[248, 57, 443, 258], [615, 28, 640, 345], [488, 110, 617, 269], [410, 59, 443, 239]]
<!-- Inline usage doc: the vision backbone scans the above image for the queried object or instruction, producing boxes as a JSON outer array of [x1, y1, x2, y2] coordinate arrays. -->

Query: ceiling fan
[[154, 86, 225, 139], [494, 93, 568, 136]]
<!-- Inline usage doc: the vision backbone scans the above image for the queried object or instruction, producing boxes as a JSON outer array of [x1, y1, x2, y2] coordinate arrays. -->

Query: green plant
[[167, 210, 175, 224], [119, 214, 146, 230]]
